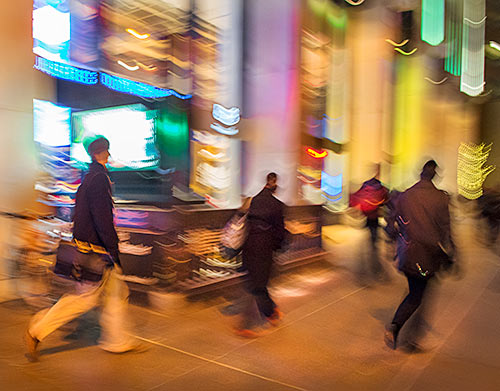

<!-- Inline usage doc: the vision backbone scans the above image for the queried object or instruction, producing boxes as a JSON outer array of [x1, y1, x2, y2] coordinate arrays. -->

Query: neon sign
[[307, 148, 328, 159]]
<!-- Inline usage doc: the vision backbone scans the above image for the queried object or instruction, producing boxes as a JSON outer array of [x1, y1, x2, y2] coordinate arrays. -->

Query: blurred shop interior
[[0, 0, 499, 294]]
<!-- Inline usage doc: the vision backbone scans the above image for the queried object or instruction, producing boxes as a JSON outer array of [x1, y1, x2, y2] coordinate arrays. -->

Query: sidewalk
[[0, 216, 499, 391]]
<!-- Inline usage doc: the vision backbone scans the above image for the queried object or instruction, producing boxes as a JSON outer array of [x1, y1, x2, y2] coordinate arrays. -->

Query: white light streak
[[424, 77, 448, 85], [212, 104, 240, 126], [463, 16, 487, 25], [117, 60, 139, 71], [489, 41, 500, 52], [210, 123, 239, 136]]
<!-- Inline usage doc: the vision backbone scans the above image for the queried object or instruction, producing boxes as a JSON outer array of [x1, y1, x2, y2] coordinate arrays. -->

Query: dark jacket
[[243, 187, 286, 289], [247, 188, 286, 247], [395, 179, 452, 277], [73, 162, 119, 262]]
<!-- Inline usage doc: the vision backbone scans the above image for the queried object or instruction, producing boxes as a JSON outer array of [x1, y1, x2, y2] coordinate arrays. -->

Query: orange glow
[[306, 148, 328, 159]]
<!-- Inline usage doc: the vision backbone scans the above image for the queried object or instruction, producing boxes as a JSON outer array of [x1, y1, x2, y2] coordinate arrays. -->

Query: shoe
[[103, 342, 149, 354], [400, 341, 424, 354], [384, 324, 399, 350], [233, 327, 266, 338], [24, 330, 39, 361], [266, 308, 283, 327]]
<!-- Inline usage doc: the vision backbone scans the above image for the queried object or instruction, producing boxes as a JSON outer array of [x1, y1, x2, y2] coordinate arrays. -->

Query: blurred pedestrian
[[384, 160, 455, 351], [235, 173, 287, 337], [350, 164, 389, 279], [477, 188, 500, 246], [25, 137, 141, 360]]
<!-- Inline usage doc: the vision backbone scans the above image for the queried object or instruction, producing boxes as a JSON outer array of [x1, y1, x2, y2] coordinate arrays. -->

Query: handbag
[[397, 239, 452, 278], [54, 240, 112, 282], [221, 212, 248, 251]]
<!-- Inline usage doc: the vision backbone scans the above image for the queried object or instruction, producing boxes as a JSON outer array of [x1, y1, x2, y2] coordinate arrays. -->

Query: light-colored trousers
[[29, 266, 135, 353]]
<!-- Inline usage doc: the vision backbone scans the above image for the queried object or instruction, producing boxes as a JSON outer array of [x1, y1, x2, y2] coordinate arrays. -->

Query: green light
[[155, 105, 189, 170], [421, 0, 445, 46], [445, 0, 463, 76]]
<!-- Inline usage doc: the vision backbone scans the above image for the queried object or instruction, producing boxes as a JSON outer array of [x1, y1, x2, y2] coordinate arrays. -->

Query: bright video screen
[[33, 0, 100, 68], [70, 104, 160, 171]]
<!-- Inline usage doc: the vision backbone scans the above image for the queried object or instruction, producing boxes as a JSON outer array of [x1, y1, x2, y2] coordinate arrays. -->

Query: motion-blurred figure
[[477, 188, 500, 246], [25, 137, 141, 360], [384, 160, 455, 351], [350, 164, 389, 278], [235, 173, 286, 337]]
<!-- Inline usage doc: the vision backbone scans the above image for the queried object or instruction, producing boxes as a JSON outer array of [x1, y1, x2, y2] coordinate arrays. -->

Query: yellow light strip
[[136, 61, 157, 71], [394, 47, 418, 56], [126, 28, 150, 40], [344, 0, 365, 5], [385, 38, 409, 47]]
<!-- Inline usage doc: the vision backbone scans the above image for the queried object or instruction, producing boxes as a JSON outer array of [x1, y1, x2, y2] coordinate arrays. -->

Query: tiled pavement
[[0, 216, 499, 391]]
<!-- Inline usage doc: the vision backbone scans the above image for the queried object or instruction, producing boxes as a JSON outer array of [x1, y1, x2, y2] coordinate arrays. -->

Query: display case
[[115, 203, 327, 294]]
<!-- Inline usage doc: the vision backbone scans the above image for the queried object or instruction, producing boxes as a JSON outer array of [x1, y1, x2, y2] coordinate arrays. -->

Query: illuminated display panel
[[33, 99, 71, 147], [33, 0, 100, 68], [421, 0, 445, 46], [445, 0, 463, 75], [70, 104, 160, 171], [33, 0, 71, 63], [460, 0, 486, 96]]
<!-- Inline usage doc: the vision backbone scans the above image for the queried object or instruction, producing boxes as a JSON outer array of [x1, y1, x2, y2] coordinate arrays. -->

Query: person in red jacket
[[350, 164, 389, 248], [350, 164, 389, 281], [25, 137, 141, 360]]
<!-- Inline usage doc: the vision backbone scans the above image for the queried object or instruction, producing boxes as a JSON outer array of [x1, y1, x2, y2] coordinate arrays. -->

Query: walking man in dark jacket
[[25, 137, 139, 360], [235, 173, 286, 337], [384, 160, 455, 350]]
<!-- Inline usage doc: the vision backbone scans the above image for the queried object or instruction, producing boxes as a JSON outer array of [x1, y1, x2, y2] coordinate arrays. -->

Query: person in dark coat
[[72, 139, 120, 265], [25, 137, 140, 360], [235, 173, 286, 337], [384, 160, 455, 351]]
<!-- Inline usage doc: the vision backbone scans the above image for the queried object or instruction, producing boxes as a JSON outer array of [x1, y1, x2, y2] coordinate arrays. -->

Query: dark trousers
[[251, 286, 276, 318], [366, 217, 379, 247], [392, 274, 429, 332]]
